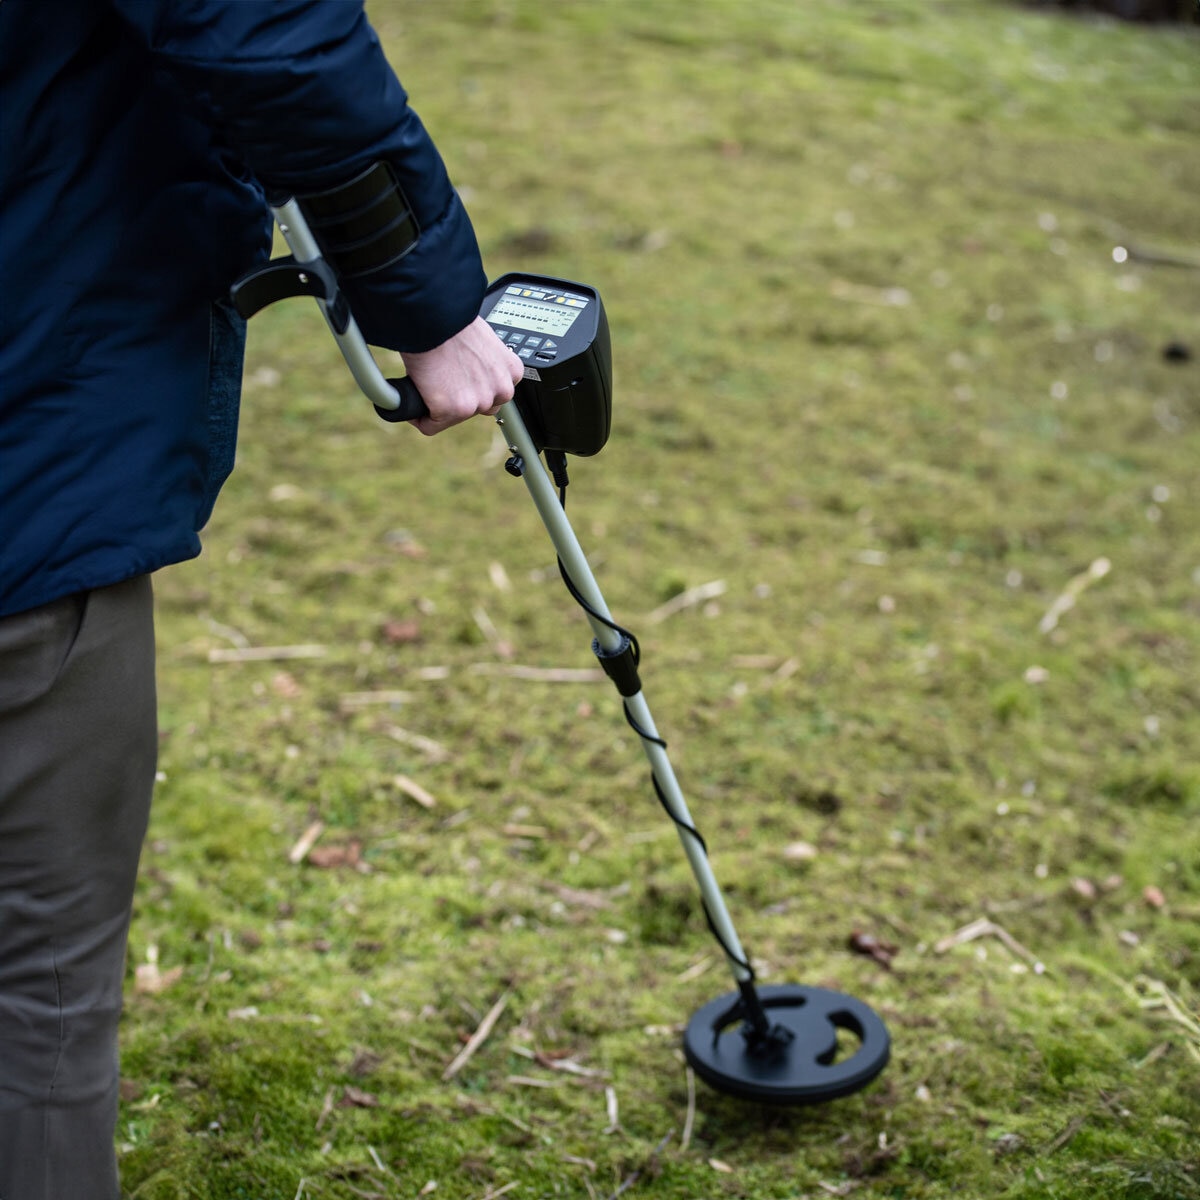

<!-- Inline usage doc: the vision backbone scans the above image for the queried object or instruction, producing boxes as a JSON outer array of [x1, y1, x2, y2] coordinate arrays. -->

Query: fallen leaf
[[270, 670, 302, 698], [709, 1158, 734, 1173], [848, 929, 898, 969], [385, 530, 427, 559], [134, 962, 184, 995], [308, 840, 363, 869], [349, 1049, 383, 1078], [1143, 885, 1166, 909], [337, 1085, 379, 1109], [134, 945, 184, 995], [382, 619, 421, 645]]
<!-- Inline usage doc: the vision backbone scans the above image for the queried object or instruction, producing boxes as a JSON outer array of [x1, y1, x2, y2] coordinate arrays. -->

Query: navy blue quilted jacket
[[0, 0, 486, 616]]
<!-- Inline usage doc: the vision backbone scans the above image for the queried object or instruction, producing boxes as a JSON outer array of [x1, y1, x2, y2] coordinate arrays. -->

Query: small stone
[[783, 841, 818, 863], [1071, 878, 1097, 901], [993, 1132, 1023, 1157]]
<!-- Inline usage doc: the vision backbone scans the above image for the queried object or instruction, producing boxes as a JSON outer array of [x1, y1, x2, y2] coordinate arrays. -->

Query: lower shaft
[[496, 407, 755, 985]]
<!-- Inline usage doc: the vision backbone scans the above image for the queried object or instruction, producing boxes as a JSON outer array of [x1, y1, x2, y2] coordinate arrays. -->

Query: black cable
[[547, 482, 755, 984]]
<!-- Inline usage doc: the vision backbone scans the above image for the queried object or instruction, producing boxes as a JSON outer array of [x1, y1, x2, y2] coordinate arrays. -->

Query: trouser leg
[[0, 576, 157, 1200]]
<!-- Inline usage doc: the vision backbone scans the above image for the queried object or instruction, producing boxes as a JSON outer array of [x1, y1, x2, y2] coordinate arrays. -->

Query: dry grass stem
[[603, 1086, 620, 1134], [383, 724, 450, 763], [472, 606, 514, 659], [677, 956, 713, 983], [469, 663, 605, 683], [645, 580, 726, 624], [603, 1130, 675, 1200], [476, 1184, 519, 1200], [207, 643, 327, 663], [1133, 976, 1200, 1063], [339, 689, 415, 712], [730, 655, 782, 669], [314, 1087, 334, 1131], [1038, 556, 1111, 634], [680, 1066, 696, 1152], [502, 823, 548, 839], [288, 820, 326, 865], [392, 774, 436, 809]]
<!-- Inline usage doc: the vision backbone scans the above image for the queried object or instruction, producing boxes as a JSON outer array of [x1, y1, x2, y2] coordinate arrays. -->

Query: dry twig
[[392, 775, 436, 809], [314, 1087, 335, 1131], [443, 993, 509, 1081], [645, 580, 726, 624], [1038, 557, 1111, 634], [469, 663, 604, 683], [288, 820, 325, 865], [1045, 1115, 1085, 1154], [472, 606, 514, 659], [680, 1067, 696, 1152], [604, 1086, 621, 1134], [1115, 241, 1200, 270], [603, 1130, 675, 1200], [339, 689, 414, 712], [208, 643, 327, 663], [476, 1184, 519, 1200], [383, 724, 450, 763], [934, 917, 1046, 974], [1132, 976, 1200, 1064]]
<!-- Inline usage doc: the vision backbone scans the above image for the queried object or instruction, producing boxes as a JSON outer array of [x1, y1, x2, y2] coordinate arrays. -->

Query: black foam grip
[[375, 377, 430, 422]]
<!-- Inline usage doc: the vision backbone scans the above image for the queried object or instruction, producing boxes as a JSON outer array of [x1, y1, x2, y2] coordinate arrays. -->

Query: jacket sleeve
[[110, 0, 485, 352]]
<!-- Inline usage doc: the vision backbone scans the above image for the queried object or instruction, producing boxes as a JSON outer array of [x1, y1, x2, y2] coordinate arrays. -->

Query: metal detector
[[232, 189, 891, 1106]]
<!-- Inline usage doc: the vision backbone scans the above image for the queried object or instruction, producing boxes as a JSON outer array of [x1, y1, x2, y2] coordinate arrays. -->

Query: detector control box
[[483, 273, 612, 457]]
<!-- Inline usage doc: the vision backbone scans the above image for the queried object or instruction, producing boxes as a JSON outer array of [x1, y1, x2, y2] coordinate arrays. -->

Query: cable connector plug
[[544, 449, 570, 499]]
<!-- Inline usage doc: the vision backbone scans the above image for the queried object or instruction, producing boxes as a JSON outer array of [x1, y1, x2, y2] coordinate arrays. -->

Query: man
[[0, 2, 522, 1195]]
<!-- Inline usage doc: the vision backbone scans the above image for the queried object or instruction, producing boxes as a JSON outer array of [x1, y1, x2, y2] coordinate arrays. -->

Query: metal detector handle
[[268, 199, 413, 415], [375, 377, 430, 422]]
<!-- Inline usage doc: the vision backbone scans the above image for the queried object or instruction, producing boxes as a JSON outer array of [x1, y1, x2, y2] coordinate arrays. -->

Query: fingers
[[400, 318, 524, 436]]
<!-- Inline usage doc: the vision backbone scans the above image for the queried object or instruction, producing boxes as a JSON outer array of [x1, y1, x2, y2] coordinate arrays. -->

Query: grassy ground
[[120, 2, 1199, 1197]]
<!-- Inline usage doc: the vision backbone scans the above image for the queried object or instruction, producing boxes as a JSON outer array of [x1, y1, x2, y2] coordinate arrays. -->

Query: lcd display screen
[[487, 294, 585, 338]]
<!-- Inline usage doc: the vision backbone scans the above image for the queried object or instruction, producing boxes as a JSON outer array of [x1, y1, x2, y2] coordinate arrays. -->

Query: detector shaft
[[498, 406, 754, 986]]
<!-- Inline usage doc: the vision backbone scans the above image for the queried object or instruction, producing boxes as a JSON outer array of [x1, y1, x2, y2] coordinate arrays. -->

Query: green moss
[[119, 1, 1200, 1196]]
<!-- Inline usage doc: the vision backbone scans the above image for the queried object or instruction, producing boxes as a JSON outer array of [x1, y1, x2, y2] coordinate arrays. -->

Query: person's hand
[[399, 316, 524, 436]]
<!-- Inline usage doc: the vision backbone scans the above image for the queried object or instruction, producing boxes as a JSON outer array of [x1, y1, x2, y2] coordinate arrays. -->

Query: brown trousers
[[0, 576, 157, 1200]]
